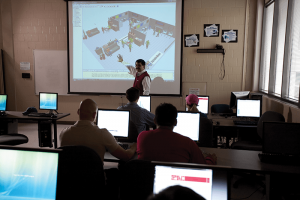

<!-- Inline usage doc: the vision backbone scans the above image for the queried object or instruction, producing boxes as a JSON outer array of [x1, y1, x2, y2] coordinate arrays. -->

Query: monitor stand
[[0, 111, 7, 116]]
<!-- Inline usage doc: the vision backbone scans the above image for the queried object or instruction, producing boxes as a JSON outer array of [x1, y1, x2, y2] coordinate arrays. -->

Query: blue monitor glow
[[137, 96, 151, 112], [185, 95, 209, 114], [173, 112, 200, 141], [39, 93, 58, 111], [153, 163, 229, 200], [67, 0, 183, 95], [0, 147, 60, 200], [97, 109, 130, 141], [0, 94, 7, 111]]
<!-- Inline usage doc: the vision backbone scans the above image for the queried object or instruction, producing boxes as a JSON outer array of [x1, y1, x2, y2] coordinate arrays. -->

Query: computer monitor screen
[[229, 91, 250, 109], [236, 99, 261, 118], [185, 95, 209, 114], [39, 92, 58, 110], [137, 96, 151, 112], [263, 122, 300, 155], [173, 112, 200, 141], [153, 164, 228, 200], [0, 147, 60, 200], [0, 94, 7, 111], [97, 109, 130, 138]]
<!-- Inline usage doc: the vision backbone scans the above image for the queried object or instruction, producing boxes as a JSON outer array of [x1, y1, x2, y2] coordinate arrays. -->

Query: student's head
[[147, 185, 206, 200], [185, 94, 199, 112], [135, 59, 146, 72], [77, 99, 98, 121], [126, 87, 140, 102], [154, 103, 177, 127]]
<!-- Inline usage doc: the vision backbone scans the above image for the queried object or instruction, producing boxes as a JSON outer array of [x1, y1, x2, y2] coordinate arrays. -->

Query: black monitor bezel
[[185, 95, 209, 114], [138, 95, 151, 112], [96, 108, 131, 142], [0, 145, 62, 200], [0, 94, 7, 111], [175, 111, 201, 142], [229, 91, 250, 109], [236, 98, 262, 118], [152, 161, 231, 200], [39, 92, 58, 111]]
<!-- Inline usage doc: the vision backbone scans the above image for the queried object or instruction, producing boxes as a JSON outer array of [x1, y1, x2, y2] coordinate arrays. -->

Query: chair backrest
[[198, 117, 213, 147], [257, 111, 285, 138], [129, 120, 139, 142], [120, 159, 155, 200], [56, 146, 105, 200], [211, 104, 233, 113]]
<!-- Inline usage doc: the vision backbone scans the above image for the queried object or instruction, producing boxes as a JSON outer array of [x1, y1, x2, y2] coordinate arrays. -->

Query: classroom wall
[[0, 0, 261, 121]]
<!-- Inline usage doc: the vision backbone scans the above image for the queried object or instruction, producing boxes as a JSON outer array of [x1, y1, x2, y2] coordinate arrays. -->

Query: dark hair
[[147, 185, 206, 200], [155, 103, 177, 126], [126, 87, 140, 102], [136, 59, 146, 66]]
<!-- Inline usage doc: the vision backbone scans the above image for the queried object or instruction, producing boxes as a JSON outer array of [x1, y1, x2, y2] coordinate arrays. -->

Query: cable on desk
[[230, 186, 263, 200]]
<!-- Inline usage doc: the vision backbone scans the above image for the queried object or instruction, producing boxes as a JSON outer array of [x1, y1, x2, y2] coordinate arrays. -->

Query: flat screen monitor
[[97, 109, 130, 141], [153, 162, 229, 200], [0, 146, 61, 200], [173, 112, 200, 141], [0, 94, 7, 111], [137, 96, 151, 112], [229, 91, 250, 109], [39, 92, 58, 110], [263, 122, 300, 156], [236, 99, 261, 118], [185, 95, 209, 114], [67, 0, 183, 95]]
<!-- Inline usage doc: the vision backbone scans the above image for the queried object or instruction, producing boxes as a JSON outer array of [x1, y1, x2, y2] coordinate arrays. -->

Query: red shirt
[[133, 71, 150, 95], [137, 128, 215, 164]]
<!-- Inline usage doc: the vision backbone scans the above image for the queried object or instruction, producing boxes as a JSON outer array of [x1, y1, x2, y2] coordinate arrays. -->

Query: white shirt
[[59, 120, 119, 162], [126, 66, 151, 95]]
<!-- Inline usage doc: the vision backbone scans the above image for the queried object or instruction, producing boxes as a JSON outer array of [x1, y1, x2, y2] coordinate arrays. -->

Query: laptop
[[152, 162, 230, 200], [0, 94, 7, 116], [173, 111, 200, 142], [0, 146, 61, 200], [96, 109, 131, 144], [137, 95, 151, 112], [258, 122, 300, 164], [185, 95, 209, 114], [233, 99, 261, 125]]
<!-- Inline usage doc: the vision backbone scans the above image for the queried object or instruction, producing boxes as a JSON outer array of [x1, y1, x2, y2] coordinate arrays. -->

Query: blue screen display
[[0, 95, 7, 111], [0, 149, 59, 200], [40, 93, 57, 110]]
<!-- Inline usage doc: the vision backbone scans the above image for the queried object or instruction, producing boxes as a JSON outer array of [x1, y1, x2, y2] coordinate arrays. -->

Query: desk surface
[[1, 111, 70, 120], [208, 114, 257, 128], [104, 148, 300, 175]]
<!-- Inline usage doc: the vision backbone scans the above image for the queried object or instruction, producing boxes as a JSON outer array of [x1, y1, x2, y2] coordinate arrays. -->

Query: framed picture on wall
[[221, 30, 238, 43], [204, 24, 220, 37], [184, 34, 199, 47]]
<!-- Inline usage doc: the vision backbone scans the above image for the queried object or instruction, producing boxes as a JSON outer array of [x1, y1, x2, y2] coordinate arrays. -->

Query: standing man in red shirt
[[118, 55, 151, 95]]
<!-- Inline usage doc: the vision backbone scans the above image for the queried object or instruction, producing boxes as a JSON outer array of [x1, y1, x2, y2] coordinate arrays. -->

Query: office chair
[[211, 104, 233, 113], [120, 159, 155, 200], [0, 122, 28, 145], [129, 120, 139, 142], [231, 111, 285, 151], [198, 116, 213, 147], [56, 146, 106, 200]]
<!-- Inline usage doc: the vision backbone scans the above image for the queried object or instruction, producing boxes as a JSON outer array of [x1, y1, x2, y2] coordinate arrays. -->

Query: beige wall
[[3, 0, 292, 122]]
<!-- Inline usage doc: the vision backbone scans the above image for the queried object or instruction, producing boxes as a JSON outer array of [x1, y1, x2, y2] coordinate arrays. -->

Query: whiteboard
[[34, 50, 68, 95]]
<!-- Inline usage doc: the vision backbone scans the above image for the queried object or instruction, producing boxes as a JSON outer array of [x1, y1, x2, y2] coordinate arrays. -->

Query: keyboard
[[233, 120, 258, 125], [28, 113, 54, 117], [258, 153, 300, 165], [219, 113, 236, 117], [119, 143, 129, 150]]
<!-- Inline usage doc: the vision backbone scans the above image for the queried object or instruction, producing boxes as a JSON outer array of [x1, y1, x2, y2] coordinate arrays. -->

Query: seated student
[[118, 87, 155, 134], [147, 185, 205, 200], [60, 98, 136, 162], [137, 103, 216, 164], [186, 94, 207, 118]]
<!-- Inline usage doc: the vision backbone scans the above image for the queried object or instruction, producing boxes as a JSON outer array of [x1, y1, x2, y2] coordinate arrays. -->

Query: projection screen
[[68, 0, 183, 95]]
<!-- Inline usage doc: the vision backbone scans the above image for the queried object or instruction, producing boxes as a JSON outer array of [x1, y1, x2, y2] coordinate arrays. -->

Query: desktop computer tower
[[0, 120, 18, 135], [38, 121, 53, 147]]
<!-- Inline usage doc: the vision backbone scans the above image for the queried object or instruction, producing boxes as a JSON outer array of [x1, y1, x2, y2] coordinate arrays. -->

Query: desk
[[0, 111, 70, 148]]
